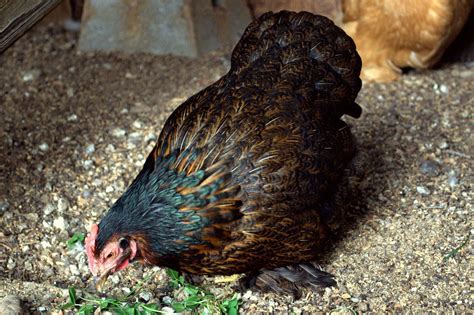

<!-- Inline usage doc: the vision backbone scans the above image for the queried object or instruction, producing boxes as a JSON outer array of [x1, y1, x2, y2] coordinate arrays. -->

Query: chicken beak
[[95, 269, 112, 292]]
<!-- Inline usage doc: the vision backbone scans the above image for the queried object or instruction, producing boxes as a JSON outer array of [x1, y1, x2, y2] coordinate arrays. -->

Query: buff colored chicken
[[342, 0, 472, 82], [248, 0, 472, 82]]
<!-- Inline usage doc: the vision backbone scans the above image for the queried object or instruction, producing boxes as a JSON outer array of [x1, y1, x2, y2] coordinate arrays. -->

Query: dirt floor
[[0, 23, 472, 314]]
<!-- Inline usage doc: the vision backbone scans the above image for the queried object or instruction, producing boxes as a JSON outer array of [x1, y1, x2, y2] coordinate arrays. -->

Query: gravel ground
[[0, 24, 472, 314]]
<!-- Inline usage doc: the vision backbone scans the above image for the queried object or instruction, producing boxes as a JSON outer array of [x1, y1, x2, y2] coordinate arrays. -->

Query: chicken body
[[86, 11, 362, 287], [343, 0, 472, 82]]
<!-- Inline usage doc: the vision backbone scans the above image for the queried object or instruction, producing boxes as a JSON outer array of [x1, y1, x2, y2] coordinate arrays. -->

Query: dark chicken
[[86, 11, 362, 293]]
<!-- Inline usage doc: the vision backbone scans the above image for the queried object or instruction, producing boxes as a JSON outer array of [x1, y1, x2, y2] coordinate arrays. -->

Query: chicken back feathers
[[92, 11, 362, 277]]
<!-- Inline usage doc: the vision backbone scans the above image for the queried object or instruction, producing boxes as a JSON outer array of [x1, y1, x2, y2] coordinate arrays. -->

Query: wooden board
[[0, 0, 62, 53]]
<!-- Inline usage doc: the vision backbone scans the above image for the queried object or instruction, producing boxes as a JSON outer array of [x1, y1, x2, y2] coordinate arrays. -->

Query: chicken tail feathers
[[231, 11, 362, 119]]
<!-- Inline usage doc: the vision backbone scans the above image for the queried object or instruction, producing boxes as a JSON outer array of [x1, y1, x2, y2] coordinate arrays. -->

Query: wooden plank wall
[[0, 0, 62, 53]]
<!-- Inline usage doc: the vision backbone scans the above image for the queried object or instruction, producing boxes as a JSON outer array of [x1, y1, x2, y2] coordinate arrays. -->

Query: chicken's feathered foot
[[240, 263, 336, 298]]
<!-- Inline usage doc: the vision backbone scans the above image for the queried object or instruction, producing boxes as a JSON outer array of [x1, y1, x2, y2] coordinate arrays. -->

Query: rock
[[69, 264, 80, 275], [67, 114, 78, 121], [439, 84, 449, 94], [109, 275, 120, 284], [53, 216, 68, 230], [139, 291, 152, 302], [128, 132, 142, 145], [0, 295, 22, 315], [161, 307, 176, 314], [66, 87, 75, 97], [419, 160, 440, 176], [416, 186, 431, 195], [105, 144, 115, 152], [359, 302, 369, 312], [448, 170, 458, 187], [7, 258, 16, 270], [437, 140, 449, 149], [145, 132, 157, 143], [83, 159, 94, 169], [105, 186, 114, 193], [38, 143, 49, 152], [162, 296, 173, 304], [43, 203, 55, 215], [85, 143, 96, 155], [111, 128, 126, 137], [22, 69, 41, 81], [132, 120, 144, 129], [57, 198, 70, 213], [0, 200, 9, 214]]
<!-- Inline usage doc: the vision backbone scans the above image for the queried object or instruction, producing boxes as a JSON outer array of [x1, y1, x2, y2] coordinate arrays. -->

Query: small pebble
[[448, 171, 458, 187], [53, 216, 68, 230], [57, 197, 69, 212], [420, 160, 439, 176], [139, 291, 152, 302], [416, 186, 431, 195], [161, 307, 175, 314], [111, 128, 126, 137], [43, 203, 54, 215], [0, 201, 9, 214], [7, 258, 16, 270], [439, 84, 449, 94], [85, 143, 95, 155], [133, 120, 143, 129], [67, 114, 78, 121], [359, 302, 369, 312], [437, 140, 449, 149], [38, 143, 49, 152], [105, 186, 114, 193], [83, 159, 93, 169], [105, 144, 115, 152], [22, 69, 41, 81], [69, 264, 80, 275], [128, 132, 142, 145], [66, 87, 74, 97], [145, 132, 157, 143], [109, 275, 120, 284]]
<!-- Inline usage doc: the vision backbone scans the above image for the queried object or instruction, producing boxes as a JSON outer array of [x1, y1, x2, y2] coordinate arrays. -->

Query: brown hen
[[85, 11, 362, 294]]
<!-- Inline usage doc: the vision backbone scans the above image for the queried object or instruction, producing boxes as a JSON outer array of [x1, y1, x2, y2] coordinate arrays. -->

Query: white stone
[[53, 216, 68, 230], [69, 264, 80, 275], [133, 120, 143, 129], [85, 144, 96, 155], [439, 84, 449, 94], [416, 186, 431, 195], [38, 143, 49, 152], [7, 258, 16, 270], [57, 198, 69, 213], [111, 128, 126, 137], [67, 114, 78, 121], [43, 203, 55, 215]]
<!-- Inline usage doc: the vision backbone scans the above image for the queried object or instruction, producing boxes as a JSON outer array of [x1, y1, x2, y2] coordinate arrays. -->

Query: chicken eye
[[119, 238, 129, 249], [106, 252, 113, 259]]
